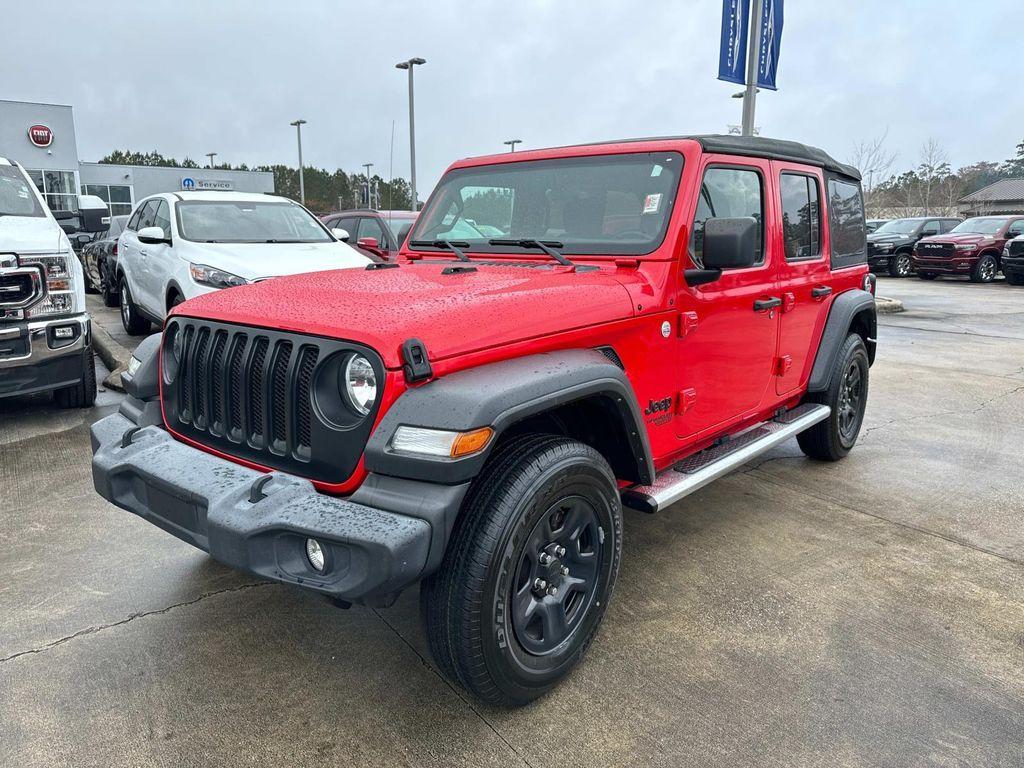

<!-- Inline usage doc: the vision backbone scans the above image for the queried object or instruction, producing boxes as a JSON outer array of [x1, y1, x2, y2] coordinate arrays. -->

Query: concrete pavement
[[2, 277, 1022, 767]]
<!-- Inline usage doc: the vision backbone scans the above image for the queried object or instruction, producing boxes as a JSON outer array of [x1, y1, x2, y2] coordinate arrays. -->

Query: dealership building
[[0, 99, 274, 217]]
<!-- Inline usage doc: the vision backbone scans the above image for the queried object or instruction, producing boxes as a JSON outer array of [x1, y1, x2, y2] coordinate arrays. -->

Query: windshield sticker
[[651, 165, 663, 177], [643, 193, 662, 214]]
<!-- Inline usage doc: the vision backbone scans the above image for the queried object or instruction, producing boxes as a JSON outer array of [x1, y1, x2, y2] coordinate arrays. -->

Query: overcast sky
[[4, 0, 1021, 192]]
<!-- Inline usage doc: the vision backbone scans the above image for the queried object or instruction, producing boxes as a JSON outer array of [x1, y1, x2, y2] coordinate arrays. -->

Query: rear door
[[675, 158, 780, 438], [139, 199, 175, 318], [119, 200, 155, 306], [772, 164, 829, 395]]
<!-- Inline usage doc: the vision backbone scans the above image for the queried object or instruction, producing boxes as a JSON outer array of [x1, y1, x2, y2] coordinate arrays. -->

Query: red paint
[[169, 138, 868, 493]]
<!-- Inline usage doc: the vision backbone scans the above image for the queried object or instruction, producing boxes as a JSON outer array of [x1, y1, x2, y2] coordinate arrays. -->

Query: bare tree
[[918, 138, 951, 215], [848, 129, 897, 217]]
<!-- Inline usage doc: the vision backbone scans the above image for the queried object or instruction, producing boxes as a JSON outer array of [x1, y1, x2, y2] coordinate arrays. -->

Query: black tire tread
[[54, 346, 97, 409], [798, 333, 868, 461]]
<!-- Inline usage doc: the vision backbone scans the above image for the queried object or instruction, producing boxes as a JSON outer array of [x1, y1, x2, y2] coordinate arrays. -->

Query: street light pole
[[206, 152, 217, 169], [363, 162, 374, 208], [290, 119, 307, 204], [395, 57, 426, 212], [740, 0, 764, 137], [504, 139, 522, 153]]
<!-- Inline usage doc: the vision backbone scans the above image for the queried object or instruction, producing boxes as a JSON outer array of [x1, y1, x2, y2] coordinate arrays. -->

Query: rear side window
[[779, 173, 821, 260], [941, 219, 959, 233], [826, 178, 866, 268], [920, 220, 940, 236], [691, 166, 764, 267]]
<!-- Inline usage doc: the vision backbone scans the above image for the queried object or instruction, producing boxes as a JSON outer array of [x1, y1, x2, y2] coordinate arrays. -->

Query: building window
[[82, 184, 133, 216], [27, 169, 79, 212]]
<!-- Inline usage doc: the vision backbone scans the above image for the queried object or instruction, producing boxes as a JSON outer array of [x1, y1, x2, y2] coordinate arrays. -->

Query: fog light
[[305, 538, 325, 572], [53, 326, 75, 339]]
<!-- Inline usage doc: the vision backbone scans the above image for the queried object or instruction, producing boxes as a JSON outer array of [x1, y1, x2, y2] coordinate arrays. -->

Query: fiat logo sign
[[28, 124, 53, 148]]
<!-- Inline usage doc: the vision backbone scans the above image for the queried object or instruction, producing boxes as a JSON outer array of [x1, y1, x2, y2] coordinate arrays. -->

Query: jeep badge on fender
[[90, 135, 875, 707]]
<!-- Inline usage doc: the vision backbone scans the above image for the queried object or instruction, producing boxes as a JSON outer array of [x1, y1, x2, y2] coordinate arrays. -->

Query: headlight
[[954, 244, 976, 252], [26, 253, 80, 318], [189, 263, 248, 289], [342, 354, 377, 415], [126, 355, 142, 376], [876, 242, 894, 251]]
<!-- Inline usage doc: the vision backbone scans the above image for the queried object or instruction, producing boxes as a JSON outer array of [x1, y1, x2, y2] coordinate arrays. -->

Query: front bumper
[[1002, 257, 1024, 276], [911, 254, 977, 274], [0, 314, 90, 398], [91, 411, 434, 604]]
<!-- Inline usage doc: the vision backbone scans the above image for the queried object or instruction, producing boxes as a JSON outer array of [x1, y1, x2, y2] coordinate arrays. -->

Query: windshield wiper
[[488, 239, 573, 268], [409, 239, 471, 262]]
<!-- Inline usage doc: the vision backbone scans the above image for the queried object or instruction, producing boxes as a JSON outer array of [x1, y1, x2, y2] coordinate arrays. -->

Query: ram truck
[[91, 135, 877, 706], [913, 215, 1024, 281]]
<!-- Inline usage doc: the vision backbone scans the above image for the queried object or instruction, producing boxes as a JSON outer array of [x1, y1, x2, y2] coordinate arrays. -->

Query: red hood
[[172, 261, 637, 368], [919, 233, 997, 245]]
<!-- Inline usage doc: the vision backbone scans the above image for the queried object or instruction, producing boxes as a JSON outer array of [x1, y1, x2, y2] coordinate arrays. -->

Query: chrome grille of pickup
[[916, 242, 954, 259], [161, 317, 383, 485]]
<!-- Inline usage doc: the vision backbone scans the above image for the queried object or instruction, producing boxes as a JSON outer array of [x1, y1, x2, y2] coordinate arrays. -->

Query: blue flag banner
[[757, 0, 784, 90], [717, 0, 750, 86]]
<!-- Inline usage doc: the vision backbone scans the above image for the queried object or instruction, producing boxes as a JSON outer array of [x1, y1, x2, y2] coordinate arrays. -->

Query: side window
[[690, 166, 764, 267], [920, 220, 940, 237], [127, 203, 146, 231], [826, 178, 866, 267], [336, 217, 357, 237], [152, 200, 172, 238], [356, 216, 387, 245], [779, 173, 821, 260], [940, 219, 958, 234], [136, 200, 158, 231], [1005, 219, 1024, 238]]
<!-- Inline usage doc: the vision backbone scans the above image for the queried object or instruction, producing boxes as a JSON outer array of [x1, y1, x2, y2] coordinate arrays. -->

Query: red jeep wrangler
[[91, 136, 876, 706]]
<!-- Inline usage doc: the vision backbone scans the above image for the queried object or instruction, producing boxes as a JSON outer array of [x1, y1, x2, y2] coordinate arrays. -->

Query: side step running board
[[621, 403, 830, 514]]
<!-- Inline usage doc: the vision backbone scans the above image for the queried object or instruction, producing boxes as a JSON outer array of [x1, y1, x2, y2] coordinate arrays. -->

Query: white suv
[[116, 191, 370, 335]]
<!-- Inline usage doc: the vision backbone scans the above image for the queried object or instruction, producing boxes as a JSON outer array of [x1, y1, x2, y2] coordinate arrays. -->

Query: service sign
[[181, 177, 234, 191], [28, 124, 53, 147]]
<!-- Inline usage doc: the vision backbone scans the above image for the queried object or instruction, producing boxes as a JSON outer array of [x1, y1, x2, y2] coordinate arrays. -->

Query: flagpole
[[741, 0, 763, 137]]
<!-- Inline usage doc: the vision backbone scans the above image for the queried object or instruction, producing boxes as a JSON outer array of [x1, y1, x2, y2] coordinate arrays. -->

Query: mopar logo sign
[[181, 177, 234, 191]]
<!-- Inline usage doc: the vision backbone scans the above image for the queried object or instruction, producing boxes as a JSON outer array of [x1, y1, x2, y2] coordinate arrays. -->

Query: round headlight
[[343, 354, 377, 416]]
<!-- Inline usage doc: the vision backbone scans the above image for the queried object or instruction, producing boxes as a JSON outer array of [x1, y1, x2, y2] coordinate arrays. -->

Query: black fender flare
[[165, 281, 185, 310], [808, 289, 877, 392], [364, 349, 655, 485]]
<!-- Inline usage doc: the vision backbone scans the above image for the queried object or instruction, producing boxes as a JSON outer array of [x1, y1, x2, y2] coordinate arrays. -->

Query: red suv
[[322, 209, 417, 260], [91, 136, 876, 706], [913, 215, 1024, 282]]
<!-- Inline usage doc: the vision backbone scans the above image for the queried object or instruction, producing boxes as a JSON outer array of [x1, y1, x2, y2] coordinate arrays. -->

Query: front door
[[772, 164, 831, 395], [675, 158, 780, 439]]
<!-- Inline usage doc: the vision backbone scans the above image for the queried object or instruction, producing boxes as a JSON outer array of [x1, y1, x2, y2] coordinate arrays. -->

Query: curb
[[875, 296, 904, 314], [91, 321, 132, 392]]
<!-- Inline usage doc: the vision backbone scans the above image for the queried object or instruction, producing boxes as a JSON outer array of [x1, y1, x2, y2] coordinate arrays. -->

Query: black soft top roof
[[563, 134, 861, 181]]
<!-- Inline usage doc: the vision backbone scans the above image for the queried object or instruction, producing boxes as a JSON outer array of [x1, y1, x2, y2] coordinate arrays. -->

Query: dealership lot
[[2, 278, 1022, 767]]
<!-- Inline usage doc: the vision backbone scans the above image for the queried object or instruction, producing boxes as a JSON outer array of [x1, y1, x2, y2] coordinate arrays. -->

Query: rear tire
[[54, 346, 97, 409], [888, 252, 913, 278], [420, 434, 622, 707], [970, 254, 997, 283], [100, 257, 119, 307], [120, 277, 151, 336], [798, 333, 869, 462]]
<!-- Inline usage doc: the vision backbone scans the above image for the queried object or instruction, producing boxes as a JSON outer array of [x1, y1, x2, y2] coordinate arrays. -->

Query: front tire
[[120, 277, 151, 336], [970, 254, 997, 283], [54, 346, 97, 409], [420, 435, 622, 707], [798, 333, 869, 462], [888, 252, 913, 278]]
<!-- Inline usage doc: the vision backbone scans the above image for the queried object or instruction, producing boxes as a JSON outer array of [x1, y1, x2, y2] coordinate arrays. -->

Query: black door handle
[[753, 297, 782, 312], [811, 286, 833, 298]]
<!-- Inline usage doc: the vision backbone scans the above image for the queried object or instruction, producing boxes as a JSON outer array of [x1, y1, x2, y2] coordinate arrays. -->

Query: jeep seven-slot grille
[[162, 317, 383, 485]]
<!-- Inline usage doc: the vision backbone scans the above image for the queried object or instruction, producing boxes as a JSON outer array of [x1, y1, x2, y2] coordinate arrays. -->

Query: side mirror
[[357, 237, 380, 249], [332, 228, 350, 242], [138, 226, 170, 245], [52, 209, 77, 221], [78, 194, 111, 233], [75, 233, 92, 246], [703, 217, 758, 269]]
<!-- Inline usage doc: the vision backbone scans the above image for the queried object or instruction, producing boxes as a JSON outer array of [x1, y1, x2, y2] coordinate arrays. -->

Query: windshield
[[949, 217, 1009, 235], [176, 201, 333, 243], [409, 152, 684, 256], [0, 165, 45, 218], [873, 219, 920, 235]]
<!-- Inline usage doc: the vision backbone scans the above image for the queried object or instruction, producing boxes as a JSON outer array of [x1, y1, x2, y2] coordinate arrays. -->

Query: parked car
[[912, 215, 1024, 282], [91, 135, 876, 706], [1002, 235, 1024, 285], [321, 209, 418, 260], [115, 191, 371, 335], [865, 218, 888, 233], [82, 214, 130, 307], [866, 216, 961, 277], [0, 156, 108, 407]]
